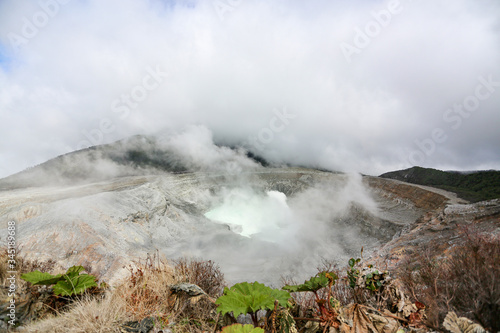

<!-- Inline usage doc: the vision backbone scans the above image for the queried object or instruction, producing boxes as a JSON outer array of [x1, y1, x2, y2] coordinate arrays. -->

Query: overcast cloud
[[0, 0, 499, 178]]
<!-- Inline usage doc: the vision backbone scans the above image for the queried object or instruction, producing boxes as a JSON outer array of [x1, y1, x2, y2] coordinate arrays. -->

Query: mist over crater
[[0, 128, 446, 285]]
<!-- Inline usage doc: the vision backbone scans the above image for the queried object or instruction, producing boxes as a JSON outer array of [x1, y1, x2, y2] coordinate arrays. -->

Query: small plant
[[347, 257, 361, 289], [363, 266, 386, 292], [346, 249, 388, 305], [21, 265, 98, 296], [283, 271, 335, 294], [215, 281, 291, 327], [283, 271, 340, 330]]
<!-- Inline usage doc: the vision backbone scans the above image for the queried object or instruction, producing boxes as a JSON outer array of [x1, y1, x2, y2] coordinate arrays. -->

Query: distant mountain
[[0, 136, 187, 190], [380, 166, 500, 203], [0, 135, 270, 190]]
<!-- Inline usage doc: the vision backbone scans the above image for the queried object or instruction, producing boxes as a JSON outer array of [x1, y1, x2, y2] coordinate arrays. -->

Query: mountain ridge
[[0, 135, 273, 191], [0, 136, 458, 285], [379, 166, 500, 203]]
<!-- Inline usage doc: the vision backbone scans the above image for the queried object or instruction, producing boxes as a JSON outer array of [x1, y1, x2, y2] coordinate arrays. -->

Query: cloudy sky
[[0, 0, 499, 178]]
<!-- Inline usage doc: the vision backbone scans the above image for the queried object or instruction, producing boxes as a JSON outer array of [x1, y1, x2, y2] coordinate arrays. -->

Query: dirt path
[[408, 183, 469, 205]]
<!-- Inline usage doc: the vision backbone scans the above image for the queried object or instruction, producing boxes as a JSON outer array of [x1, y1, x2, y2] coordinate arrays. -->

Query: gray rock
[[0, 164, 453, 286], [170, 283, 207, 297]]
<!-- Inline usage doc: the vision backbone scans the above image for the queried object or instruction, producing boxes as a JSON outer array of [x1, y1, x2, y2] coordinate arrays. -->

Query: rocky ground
[[371, 196, 500, 271], [0, 166, 458, 286], [1, 161, 499, 333]]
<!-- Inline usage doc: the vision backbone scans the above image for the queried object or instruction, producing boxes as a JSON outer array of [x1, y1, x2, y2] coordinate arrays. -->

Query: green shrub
[[21, 265, 98, 296]]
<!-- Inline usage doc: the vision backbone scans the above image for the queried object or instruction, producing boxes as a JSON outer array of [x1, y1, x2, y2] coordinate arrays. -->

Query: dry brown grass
[[398, 226, 500, 332], [171, 257, 225, 332], [20, 254, 225, 333], [173, 257, 225, 297], [25, 293, 127, 333], [117, 259, 175, 321]]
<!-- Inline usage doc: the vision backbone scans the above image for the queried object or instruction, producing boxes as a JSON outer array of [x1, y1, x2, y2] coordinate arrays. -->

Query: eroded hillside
[[1, 136, 497, 287], [0, 168, 462, 286]]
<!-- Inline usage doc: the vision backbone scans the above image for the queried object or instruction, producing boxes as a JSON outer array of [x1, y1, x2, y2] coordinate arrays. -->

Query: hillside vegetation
[[2, 229, 498, 332], [380, 166, 500, 202]]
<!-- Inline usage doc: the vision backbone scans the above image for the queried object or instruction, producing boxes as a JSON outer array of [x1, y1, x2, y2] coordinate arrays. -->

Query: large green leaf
[[268, 288, 293, 308], [216, 289, 255, 318], [20, 271, 63, 286], [283, 272, 338, 293], [53, 274, 97, 296], [21, 265, 97, 296], [65, 265, 85, 277], [231, 282, 291, 308], [216, 282, 291, 318], [221, 324, 264, 333]]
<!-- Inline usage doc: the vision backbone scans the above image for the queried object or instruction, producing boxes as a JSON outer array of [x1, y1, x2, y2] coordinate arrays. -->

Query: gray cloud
[[0, 0, 499, 178]]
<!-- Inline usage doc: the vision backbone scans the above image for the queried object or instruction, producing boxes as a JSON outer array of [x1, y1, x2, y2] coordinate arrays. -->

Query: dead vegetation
[[282, 260, 428, 333], [397, 226, 500, 332], [1, 232, 497, 332], [23, 293, 128, 333], [1, 251, 225, 333]]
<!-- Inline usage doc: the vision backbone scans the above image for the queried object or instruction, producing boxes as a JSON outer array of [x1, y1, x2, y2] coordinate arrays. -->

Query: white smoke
[[204, 189, 293, 243], [157, 125, 260, 173], [1, 125, 389, 285]]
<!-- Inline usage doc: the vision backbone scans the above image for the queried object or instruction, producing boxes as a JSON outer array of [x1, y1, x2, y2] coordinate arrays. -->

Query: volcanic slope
[[0, 137, 461, 285]]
